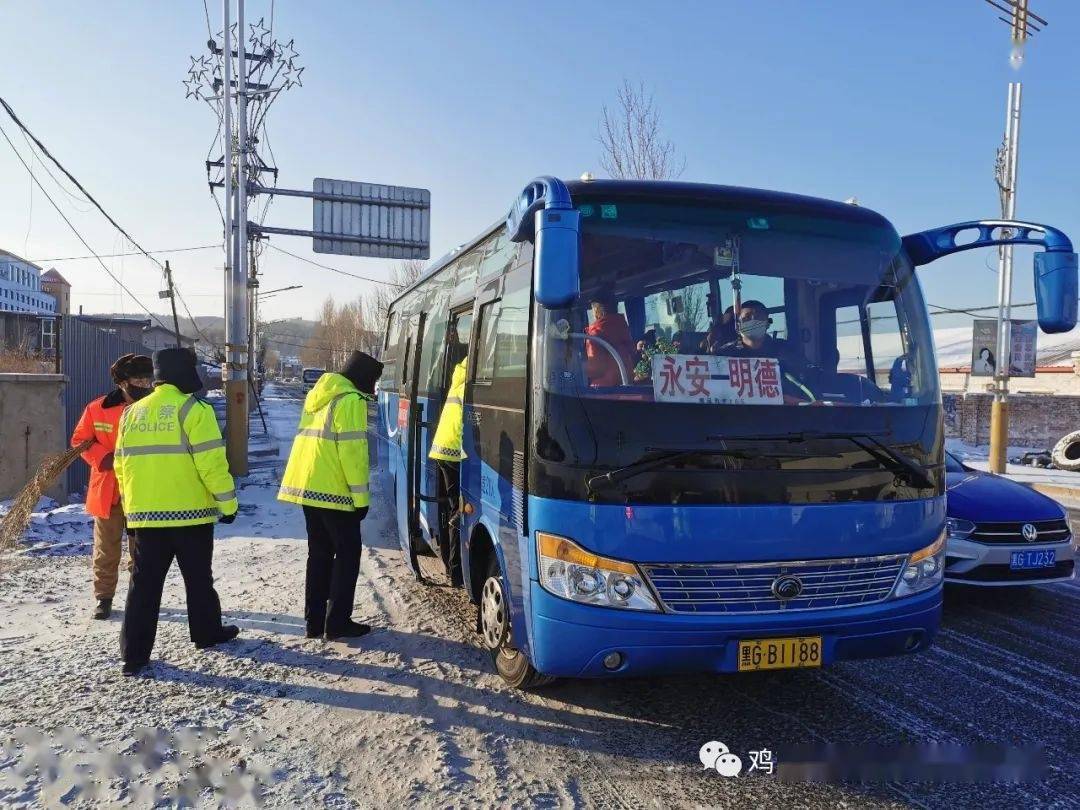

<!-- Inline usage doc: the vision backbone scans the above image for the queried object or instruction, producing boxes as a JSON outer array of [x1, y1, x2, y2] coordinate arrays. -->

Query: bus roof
[[389, 178, 893, 309]]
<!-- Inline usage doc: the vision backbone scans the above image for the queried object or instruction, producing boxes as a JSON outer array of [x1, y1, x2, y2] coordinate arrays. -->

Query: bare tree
[[598, 79, 685, 180], [365, 259, 425, 351]]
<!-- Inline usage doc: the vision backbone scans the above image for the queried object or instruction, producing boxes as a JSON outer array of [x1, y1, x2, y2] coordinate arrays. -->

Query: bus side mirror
[[534, 208, 581, 308], [1034, 252, 1078, 334]]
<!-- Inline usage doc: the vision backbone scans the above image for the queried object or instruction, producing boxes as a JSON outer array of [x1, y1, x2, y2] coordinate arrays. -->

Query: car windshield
[[944, 452, 967, 473], [540, 200, 937, 408]]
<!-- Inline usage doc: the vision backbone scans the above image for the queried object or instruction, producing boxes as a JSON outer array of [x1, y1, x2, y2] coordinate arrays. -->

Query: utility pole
[[163, 260, 183, 349], [983, 0, 1047, 472], [248, 236, 259, 408], [989, 82, 1022, 472], [187, 1, 300, 474], [222, 0, 248, 475]]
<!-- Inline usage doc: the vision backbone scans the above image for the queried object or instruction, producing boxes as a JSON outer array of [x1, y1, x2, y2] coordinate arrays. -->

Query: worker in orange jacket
[[70, 353, 154, 619]]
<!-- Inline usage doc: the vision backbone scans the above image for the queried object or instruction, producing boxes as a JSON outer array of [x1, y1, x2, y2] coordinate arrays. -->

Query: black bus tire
[[1051, 431, 1080, 471], [479, 556, 554, 690]]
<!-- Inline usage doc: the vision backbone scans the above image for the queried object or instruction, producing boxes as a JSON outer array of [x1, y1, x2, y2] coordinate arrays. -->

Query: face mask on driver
[[737, 319, 769, 340], [125, 384, 152, 401]]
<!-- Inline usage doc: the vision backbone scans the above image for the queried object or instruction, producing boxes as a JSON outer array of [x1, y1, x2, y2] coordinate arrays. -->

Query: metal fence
[[61, 316, 147, 495]]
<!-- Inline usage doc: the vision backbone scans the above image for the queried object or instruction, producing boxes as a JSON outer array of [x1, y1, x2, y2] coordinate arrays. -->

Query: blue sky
[[0, 1, 1077, 329]]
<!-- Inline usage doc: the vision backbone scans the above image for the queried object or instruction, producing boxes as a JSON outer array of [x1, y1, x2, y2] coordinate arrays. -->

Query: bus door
[[459, 275, 503, 539], [425, 306, 473, 567], [397, 311, 426, 577]]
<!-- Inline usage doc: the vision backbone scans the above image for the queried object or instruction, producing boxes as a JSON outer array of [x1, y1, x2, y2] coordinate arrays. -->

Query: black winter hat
[[340, 351, 383, 394], [110, 353, 153, 384], [153, 347, 204, 394]]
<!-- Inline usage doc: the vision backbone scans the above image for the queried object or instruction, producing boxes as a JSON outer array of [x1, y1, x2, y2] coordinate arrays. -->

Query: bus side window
[[381, 309, 401, 391], [472, 278, 530, 409], [479, 230, 519, 279], [451, 249, 482, 302]]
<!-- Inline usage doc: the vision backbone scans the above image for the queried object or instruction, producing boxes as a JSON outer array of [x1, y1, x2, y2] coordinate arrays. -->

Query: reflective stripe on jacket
[[429, 357, 467, 462], [70, 389, 127, 519], [114, 384, 238, 528], [278, 372, 371, 512]]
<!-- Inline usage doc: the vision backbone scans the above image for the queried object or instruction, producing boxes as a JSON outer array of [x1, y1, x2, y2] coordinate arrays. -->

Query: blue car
[[945, 451, 1076, 586]]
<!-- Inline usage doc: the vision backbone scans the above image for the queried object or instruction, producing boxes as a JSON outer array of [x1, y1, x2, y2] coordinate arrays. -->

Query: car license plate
[[738, 636, 822, 671], [1009, 549, 1056, 570]]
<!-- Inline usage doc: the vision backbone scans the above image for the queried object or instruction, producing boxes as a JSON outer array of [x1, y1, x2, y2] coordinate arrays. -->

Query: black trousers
[[302, 505, 366, 635], [120, 523, 224, 665], [437, 461, 463, 584]]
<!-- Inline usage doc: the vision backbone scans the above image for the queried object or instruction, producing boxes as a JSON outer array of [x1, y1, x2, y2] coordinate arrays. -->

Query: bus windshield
[[534, 200, 943, 505], [543, 201, 936, 406]]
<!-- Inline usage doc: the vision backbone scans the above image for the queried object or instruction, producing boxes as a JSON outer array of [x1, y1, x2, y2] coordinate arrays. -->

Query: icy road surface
[[1, 385, 1077, 807]]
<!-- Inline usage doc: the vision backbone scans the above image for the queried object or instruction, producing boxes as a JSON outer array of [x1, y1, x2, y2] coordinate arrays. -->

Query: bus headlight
[[891, 532, 946, 599], [537, 532, 659, 611]]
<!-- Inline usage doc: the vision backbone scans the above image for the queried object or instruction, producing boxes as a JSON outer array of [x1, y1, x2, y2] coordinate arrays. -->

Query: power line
[[32, 244, 220, 262], [0, 119, 171, 332], [0, 96, 167, 274], [265, 243, 402, 286], [0, 95, 220, 349]]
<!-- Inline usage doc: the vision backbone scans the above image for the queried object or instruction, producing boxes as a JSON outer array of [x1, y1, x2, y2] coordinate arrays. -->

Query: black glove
[[218, 513, 236, 525], [99, 453, 114, 472], [355, 507, 369, 522]]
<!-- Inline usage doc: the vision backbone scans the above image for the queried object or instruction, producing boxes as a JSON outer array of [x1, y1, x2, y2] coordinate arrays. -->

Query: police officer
[[278, 350, 382, 640], [71, 353, 153, 619], [115, 348, 240, 677], [429, 343, 467, 587]]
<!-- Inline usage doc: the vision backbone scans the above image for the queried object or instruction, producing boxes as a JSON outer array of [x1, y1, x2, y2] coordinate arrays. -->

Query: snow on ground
[[0, 387, 626, 808], [3, 386, 1078, 808], [947, 438, 1080, 495]]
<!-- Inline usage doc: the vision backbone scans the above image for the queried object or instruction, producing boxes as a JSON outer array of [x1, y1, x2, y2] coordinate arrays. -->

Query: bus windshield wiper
[[706, 430, 933, 488], [586, 448, 750, 492], [845, 434, 935, 489]]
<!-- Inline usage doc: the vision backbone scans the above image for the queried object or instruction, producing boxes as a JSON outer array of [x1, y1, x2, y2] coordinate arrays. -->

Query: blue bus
[[374, 177, 1076, 687]]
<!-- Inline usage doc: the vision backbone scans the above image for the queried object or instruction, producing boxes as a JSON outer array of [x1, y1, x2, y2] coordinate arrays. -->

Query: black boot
[[93, 598, 112, 620], [122, 660, 150, 677], [195, 624, 240, 649], [325, 620, 372, 640]]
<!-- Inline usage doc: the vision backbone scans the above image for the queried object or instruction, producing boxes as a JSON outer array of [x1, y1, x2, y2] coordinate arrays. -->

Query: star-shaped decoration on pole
[[183, 75, 202, 100], [188, 55, 208, 83], [249, 17, 270, 50], [281, 38, 299, 64], [283, 64, 305, 90]]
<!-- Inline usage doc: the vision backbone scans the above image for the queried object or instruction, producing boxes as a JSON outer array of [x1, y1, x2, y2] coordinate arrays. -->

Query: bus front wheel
[[479, 557, 554, 689]]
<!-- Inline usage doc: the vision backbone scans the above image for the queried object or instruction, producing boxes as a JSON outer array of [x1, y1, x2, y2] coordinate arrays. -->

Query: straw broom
[[0, 439, 92, 563]]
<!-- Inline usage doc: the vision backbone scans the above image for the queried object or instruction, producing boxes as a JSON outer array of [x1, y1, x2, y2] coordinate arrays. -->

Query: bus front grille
[[641, 554, 908, 614]]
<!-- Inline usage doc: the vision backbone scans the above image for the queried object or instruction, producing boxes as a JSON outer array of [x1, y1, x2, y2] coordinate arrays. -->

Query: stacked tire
[[1051, 430, 1080, 471]]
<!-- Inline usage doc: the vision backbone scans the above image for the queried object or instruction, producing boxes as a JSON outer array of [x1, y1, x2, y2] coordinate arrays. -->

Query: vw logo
[[1022, 523, 1038, 542], [771, 575, 804, 600]]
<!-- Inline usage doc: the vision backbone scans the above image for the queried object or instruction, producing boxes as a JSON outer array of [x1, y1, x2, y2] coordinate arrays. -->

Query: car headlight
[[537, 532, 659, 611], [945, 517, 975, 540], [892, 532, 946, 599]]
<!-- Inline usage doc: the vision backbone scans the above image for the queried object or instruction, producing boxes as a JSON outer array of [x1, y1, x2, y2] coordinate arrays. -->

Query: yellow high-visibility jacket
[[278, 372, 371, 511], [429, 357, 467, 462], [114, 384, 238, 528]]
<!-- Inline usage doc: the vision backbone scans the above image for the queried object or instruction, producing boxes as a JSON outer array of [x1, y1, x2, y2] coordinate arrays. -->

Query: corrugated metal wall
[[61, 316, 147, 494]]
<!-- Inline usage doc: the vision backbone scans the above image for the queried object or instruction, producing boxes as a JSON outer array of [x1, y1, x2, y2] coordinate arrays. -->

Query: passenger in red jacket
[[584, 299, 636, 387], [70, 353, 153, 619]]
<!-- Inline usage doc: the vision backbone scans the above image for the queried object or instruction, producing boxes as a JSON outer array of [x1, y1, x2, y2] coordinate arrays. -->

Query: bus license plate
[[738, 636, 822, 671], [1010, 549, 1055, 570]]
